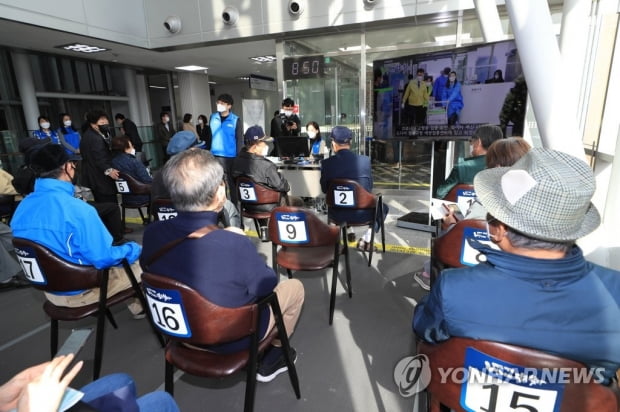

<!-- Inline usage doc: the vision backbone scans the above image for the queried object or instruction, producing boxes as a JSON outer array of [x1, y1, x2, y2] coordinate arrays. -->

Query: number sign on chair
[[156, 206, 178, 221], [456, 188, 476, 216], [14, 247, 46, 285], [144, 286, 191, 338], [115, 180, 130, 194], [238, 181, 258, 202], [274, 211, 309, 244], [333, 184, 356, 208], [460, 347, 564, 412], [459, 227, 498, 266]]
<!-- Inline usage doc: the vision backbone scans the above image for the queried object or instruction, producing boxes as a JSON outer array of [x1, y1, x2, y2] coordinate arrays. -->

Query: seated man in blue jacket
[[141, 149, 304, 383], [11, 144, 144, 317], [320, 126, 389, 251], [413, 148, 620, 383]]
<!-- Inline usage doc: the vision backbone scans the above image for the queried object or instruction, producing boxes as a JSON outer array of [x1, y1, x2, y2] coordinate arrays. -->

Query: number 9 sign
[[275, 211, 309, 244], [145, 287, 191, 337]]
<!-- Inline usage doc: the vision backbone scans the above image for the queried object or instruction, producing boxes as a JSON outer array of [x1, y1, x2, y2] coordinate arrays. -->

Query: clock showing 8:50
[[283, 55, 325, 80]]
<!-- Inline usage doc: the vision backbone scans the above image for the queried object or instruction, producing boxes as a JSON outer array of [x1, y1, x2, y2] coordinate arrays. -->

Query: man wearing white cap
[[413, 148, 620, 383]]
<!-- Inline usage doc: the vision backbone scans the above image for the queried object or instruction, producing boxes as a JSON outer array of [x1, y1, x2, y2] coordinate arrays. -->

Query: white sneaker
[[413, 272, 431, 291]]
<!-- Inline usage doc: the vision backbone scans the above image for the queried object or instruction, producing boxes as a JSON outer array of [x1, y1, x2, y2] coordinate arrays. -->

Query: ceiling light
[[250, 55, 277, 63], [238, 76, 250, 80], [208, 81, 217, 85], [338, 45, 371, 52], [58, 43, 108, 54], [148, 85, 167, 89], [434, 33, 471, 43], [175, 65, 209, 71]]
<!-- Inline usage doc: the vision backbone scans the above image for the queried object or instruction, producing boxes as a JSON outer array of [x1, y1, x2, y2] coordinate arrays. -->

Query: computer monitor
[[277, 136, 310, 158]]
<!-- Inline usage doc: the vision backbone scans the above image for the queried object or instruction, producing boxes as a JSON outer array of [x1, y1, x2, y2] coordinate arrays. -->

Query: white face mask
[[63, 120, 72, 127], [163, 117, 169, 123], [417, 76, 423, 81], [282, 110, 293, 117], [449, 76, 456, 82], [198, 118, 204, 125], [129, 148, 136, 156], [260, 145, 270, 157], [307, 131, 317, 139], [40, 122, 50, 129], [216, 104, 227, 113]]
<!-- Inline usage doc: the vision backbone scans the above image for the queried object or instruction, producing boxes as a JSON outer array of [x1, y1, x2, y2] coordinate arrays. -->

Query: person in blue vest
[[442, 71, 464, 126], [57, 113, 81, 156], [33, 115, 59, 145], [209, 93, 243, 204]]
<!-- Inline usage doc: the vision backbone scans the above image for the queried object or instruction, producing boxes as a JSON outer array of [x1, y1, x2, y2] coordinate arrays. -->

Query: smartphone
[[442, 203, 463, 221], [55, 328, 93, 357]]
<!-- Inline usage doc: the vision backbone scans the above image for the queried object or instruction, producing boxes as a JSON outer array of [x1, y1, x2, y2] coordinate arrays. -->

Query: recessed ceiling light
[[175, 65, 208, 71], [249, 55, 277, 63], [238, 76, 250, 80], [208, 81, 217, 85], [149, 85, 167, 89], [338, 45, 371, 52], [57, 43, 108, 53]]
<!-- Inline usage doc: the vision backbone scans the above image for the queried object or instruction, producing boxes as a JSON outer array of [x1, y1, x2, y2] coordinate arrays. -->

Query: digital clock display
[[283, 55, 325, 80]]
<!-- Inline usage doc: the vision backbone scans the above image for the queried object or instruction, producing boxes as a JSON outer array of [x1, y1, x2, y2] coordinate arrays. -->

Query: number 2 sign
[[333, 185, 355, 207]]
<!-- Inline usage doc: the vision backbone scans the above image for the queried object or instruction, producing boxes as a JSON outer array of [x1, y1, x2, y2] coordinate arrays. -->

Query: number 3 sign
[[145, 287, 191, 337]]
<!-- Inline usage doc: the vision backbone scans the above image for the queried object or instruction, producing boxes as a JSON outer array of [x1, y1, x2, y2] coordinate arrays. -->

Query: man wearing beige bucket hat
[[413, 148, 620, 383]]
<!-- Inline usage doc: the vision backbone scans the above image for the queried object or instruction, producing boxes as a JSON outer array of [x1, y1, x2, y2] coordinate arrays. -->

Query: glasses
[[485, 214, 497, 239]]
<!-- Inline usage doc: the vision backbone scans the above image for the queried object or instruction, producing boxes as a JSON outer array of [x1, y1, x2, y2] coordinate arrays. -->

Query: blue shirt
[[413, 243, 620, 381], [210, 112, 240, 158], [11, 178, 141, 269], [33, 129, 60, 145]]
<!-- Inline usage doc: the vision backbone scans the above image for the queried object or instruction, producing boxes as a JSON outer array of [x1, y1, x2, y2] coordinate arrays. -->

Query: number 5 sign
[[145, 287, 191, 338], [115, 180, 130, 193]]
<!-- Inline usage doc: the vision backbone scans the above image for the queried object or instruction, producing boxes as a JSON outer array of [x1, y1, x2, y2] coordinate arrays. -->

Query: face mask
[[307, 131, 317, 139], [260, 145, 270, 157], [216, 104, 227, 113], [129, 148, 136, 156], [98, 124, 110, 134], [283, 110, 293, 117], [198, 119, 204, 125], [163, 117, 169, 123], [63, 120, 72, 127], [449, 76, 456, 82], [417, 76, 423, 81], [40, 122, 50, 129]]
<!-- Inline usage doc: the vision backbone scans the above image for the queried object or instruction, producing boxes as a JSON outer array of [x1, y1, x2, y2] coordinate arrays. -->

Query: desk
[[277, 163, 322, 198]]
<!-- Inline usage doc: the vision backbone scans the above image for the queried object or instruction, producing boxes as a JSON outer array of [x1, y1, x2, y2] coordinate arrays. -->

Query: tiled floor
[[0, 171, 434, 412]]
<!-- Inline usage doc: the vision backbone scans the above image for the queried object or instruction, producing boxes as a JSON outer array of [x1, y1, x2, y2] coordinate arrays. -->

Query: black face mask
[[98, 124, 110, 135]]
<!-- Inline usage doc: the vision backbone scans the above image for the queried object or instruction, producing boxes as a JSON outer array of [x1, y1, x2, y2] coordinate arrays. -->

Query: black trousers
[[92, 202, 123, 242]]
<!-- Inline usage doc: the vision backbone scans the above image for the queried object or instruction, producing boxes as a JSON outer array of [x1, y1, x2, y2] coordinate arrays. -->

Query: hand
[[441, 210, 458, 231], [290, 123, 298, 130], [108, 169, 120, 180], [16, 355, 83, 412], [401, 103, 405, 109]]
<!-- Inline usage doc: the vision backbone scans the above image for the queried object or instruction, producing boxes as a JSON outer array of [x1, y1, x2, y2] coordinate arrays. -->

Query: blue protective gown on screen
[[442, 81, 464, 120]]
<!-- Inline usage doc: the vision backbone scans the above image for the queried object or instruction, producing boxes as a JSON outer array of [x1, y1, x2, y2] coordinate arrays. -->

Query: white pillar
[[11, 51, 39, 131], [505, 0, 585, 161], [473, 0, 504, 42], [122, 68, 141, 125], [559, 0, 591, 132], [134, 73, 152, 126], [177, 72, 212, 123]]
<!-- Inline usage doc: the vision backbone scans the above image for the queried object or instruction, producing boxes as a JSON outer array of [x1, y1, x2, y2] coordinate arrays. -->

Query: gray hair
[[505, 228, 573, 254], [162, 149, 224, 212]]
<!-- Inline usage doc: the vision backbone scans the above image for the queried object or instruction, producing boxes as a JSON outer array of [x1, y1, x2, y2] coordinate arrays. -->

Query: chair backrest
[[268, 206, 340, 248], [432, 219, 487, 268], [116, 172, 152, 196], [235, 176, 281, 206], [417, 337, 620, 412], [444, 184, 476, 213], [152, 198, 178, 221], [12, 237, 102, 291], [141, 272, 259, 345], [325, 179, 377, 210]]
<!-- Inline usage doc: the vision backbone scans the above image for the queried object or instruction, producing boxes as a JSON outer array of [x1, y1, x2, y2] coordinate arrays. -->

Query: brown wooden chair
[[141, 272, 300, 412], [115, 172, 152, 231], [235, 175, 289, 234], [325, 178, 385, 266], [12, 237, 160, 380], [430, 219, 486, 286], [151, 197, 178, 221], [418, 337, 620, 412], [268, 206, 346, 325]]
